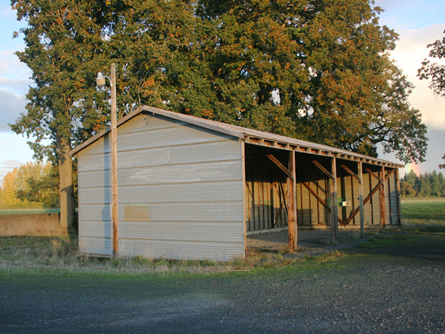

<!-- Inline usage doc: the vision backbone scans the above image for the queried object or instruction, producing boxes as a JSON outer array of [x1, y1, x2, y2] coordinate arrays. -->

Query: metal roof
[[70, 105, 404, 168]]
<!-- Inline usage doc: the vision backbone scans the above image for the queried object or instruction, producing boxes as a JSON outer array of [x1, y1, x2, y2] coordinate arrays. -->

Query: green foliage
[[15, 163, 59, 208], [400, 170, 445, 198], [11, 0, 427, 169], [0, 161, 56, 209]]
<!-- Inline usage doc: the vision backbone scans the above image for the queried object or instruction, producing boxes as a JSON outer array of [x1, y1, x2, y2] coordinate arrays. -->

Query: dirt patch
[[0, 213, 67, 236], [247, 228, 377, 257]]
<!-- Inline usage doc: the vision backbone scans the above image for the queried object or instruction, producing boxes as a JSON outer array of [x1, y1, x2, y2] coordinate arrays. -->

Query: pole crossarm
[[340, 164, 361, 184], [267, 154, 294, 180], [312, 160, 335, 180]]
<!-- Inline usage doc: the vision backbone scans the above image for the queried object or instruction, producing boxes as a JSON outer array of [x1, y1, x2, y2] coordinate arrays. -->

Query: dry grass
[[0, 235, 346, 276]]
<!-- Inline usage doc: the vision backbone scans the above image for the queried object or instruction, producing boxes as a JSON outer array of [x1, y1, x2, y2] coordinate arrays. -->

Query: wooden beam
[[358, 162, 364, 237], [340, 164, 361, 184], [288, 151, 297, 252], [242, 142, 247, 258], [267, 154, 294, 180], [366, 168, 384, 183], [396, 169, 402, 226], [111, 63, 119, 258], [330, 157, 338, 242], [380, 166, 386, 228], [312, 160, 335, 180]]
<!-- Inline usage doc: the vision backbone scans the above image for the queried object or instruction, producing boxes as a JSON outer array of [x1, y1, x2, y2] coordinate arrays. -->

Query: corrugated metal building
[[71, 105, 403, 260]]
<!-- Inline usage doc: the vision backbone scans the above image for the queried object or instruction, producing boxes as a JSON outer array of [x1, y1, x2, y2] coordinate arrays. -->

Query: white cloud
[[1, 160, 22, 167], [0, 50, 32, 95], [0, 89, 27, 131], [389, 24, 445, 130]]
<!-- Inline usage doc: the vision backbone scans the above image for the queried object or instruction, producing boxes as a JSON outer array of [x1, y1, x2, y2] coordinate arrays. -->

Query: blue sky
[[0, 0, 444, 184]]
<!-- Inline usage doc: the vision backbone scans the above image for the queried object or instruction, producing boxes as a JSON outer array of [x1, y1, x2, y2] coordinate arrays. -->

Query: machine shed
[[71, 105, 404, 260]]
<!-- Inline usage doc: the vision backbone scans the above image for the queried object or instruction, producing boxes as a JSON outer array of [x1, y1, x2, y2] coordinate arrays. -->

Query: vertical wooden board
[[266, 172, 271, 229], [371, 173, 381, 225], [256, 172, 261, 231], [260, 171, 267, 230], [301, 173, 309, 225], [309, 173, 318, 226], [269, 172, 275, 228], [317, 177, 328, 225], [362, 173, 372, 225], [296, 180, 303, 226], [279, 178, 287, 227], [351, 175, 358, 226], [250, 177, 255, 231], [344, 175, 354, 225], [259, 171, 264, 230], [276, 178, 282, 228]]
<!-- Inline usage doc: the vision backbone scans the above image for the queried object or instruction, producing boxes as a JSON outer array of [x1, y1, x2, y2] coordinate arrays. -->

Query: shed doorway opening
[[244, 144, 291, 234]]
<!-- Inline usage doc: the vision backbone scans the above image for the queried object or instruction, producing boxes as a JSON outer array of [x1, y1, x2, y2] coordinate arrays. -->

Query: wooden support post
[[242, 142, 247, 257], [111, 63, 119, 258], [396, 169, 402, 226], [358, 162, 365, 238], [288, 151, 297, 252], [330, 157, 338, 243], [379, 166, 386, 229]]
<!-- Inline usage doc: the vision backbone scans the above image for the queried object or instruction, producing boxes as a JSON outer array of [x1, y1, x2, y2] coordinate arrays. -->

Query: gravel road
[[1, 231, 444, 333]]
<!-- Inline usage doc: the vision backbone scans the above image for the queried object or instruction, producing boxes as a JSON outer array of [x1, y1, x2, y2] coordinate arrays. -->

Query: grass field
[[0, 197, 443, 276], [400, 197, 445, 230]]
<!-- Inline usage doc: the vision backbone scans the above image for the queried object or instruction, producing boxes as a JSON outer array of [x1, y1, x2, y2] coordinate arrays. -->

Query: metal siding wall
[[78, 114, 244, 260]]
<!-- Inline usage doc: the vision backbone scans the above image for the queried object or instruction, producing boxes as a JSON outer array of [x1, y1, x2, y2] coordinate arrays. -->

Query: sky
[[0, 0, 444, 185]]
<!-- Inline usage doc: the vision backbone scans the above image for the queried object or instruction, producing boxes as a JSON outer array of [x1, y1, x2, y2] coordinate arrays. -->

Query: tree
[[11, 0, 428, 221], [400, 181, 416, 198], [418, 31, 445, 169], [0, 161, 53, 208], [191, 0, 427, 162], [16, 163, 60, 208], [10, 0, 198, 232], [10, 0, 109, 230]]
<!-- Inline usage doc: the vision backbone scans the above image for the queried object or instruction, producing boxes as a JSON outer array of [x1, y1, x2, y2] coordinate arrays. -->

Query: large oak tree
[[11, 0, 428, 226]]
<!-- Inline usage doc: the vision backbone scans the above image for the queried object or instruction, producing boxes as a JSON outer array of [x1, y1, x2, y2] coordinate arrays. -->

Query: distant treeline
[[401, 170, 445, 198]]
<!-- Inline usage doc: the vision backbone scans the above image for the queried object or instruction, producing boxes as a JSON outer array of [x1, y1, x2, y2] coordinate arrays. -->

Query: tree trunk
[[57, 134, 76, 234]]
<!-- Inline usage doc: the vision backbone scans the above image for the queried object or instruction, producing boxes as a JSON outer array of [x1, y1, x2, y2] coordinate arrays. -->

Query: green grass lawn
[[401, 198, 445, 221]]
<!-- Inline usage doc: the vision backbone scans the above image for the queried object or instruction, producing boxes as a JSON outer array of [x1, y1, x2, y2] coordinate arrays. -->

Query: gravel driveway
[[1, 231, 444, 333]]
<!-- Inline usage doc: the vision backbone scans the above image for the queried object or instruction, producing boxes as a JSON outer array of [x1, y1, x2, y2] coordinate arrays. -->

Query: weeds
[[0, 235, 349, 276]]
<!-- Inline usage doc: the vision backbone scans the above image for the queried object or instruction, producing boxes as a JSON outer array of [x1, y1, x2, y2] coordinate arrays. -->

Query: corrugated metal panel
[[79, 236, 112, 256], [71, 106, 404, 168], [81, 122, 235, 156], [119, 221, 243, 243], [79, 160, 242, 187], [79, 181, 243, 205], [78, 140, 241, 172], [77, 114, 244, 260], [118, 239, 244, 261], [81, 201, 243, 223]]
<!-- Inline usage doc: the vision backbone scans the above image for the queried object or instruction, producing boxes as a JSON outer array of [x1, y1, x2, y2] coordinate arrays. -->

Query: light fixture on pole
[[97, 64, 119, 258]]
